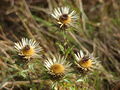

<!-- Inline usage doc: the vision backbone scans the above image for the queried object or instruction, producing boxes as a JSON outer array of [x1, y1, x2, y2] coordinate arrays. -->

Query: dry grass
[[0, 0, 120, 90]]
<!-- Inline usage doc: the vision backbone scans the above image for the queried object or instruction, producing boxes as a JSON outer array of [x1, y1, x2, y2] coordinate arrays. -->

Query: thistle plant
[[74, 50, 99, 74], [51, 7, 78, 29], [12, 6, 100, 90], [1, 4, 101, 90], [14, 38, 42, 59]]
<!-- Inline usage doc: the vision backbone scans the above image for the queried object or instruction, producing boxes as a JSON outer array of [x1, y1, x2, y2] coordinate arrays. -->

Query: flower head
[[51, 7, 78, 28], [44, 55, 71, 80], [74, 50, 98, 72], [14, 38, 42, 59]]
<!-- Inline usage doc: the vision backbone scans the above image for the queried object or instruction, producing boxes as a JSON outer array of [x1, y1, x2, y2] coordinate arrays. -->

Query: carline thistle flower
[[74, 50, 99, 72], [51, 7, 78, 28], [14, 38, 42, 59], [44, 55, 72, 80]]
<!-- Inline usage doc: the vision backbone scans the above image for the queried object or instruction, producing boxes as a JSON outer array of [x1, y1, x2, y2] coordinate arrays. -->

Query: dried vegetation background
[[0, 0, 120, 90]]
